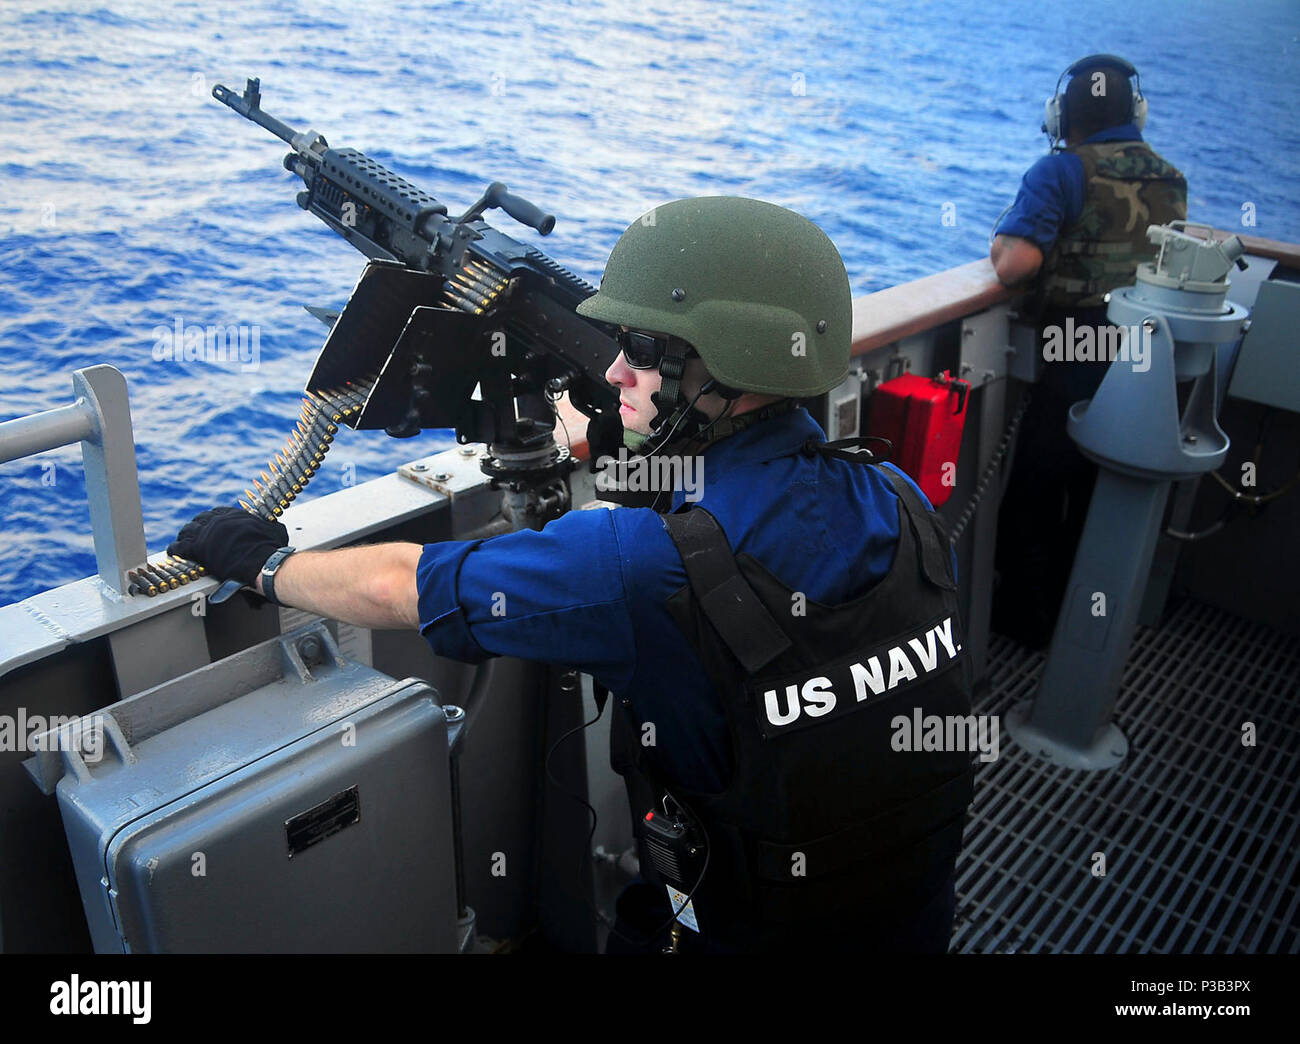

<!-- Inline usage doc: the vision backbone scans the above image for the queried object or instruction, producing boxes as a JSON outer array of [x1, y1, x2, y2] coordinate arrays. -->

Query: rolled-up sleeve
[[416, 508, 640, 688], [416, 539, 491, 662]]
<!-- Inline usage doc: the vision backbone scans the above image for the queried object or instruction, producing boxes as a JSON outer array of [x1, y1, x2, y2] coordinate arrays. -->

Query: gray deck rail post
[[1006, 227, 1248, 769], [0, 365, 146, 595]]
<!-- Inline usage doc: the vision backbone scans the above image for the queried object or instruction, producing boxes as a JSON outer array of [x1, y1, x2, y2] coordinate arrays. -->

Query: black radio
[[635, 803, 707, 891]]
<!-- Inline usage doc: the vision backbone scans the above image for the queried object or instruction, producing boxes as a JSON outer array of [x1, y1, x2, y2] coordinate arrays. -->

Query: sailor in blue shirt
[[989, 54, 1185, 306], [988, 55, 1187, 648], [993, 119, 1145, 265], [414, 399, 926, 794], [171, 195, 973, 954]]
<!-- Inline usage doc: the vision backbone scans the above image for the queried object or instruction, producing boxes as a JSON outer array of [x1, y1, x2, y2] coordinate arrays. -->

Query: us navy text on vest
[[751, 612, 962, 738]]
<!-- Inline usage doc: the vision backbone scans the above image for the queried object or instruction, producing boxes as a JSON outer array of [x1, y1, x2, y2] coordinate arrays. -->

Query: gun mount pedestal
[[482, 424, 574, 530], [301, 259, 612, 534], [1007, 225, 1249, 769]]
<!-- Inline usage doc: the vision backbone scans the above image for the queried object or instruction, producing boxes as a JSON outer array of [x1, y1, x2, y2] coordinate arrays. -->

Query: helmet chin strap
[[646, 338, 691, 432], [640, 394, 712, 456], [636, 338, 711, 456], [630, 339, 770, 457]]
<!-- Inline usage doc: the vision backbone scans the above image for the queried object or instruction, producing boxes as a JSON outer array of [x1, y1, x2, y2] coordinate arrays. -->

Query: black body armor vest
[[612, 461, 976, 951]]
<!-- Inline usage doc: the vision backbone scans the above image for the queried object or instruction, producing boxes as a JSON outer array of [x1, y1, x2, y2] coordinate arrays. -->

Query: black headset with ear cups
[[1043, 53, 1147, 145]]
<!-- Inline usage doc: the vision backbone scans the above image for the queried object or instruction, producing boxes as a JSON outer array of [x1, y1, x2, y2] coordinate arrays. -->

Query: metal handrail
[[0, 366, 146, 595], [0, 402, 96, 463]]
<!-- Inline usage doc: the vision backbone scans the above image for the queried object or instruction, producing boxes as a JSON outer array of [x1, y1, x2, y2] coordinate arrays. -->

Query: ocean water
[[1, 0, 1297, 606]]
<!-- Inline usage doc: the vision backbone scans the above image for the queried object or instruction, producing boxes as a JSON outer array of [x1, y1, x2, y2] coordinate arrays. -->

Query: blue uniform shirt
[[416, 406, 933, 793], [995, 123, 1144, 253]]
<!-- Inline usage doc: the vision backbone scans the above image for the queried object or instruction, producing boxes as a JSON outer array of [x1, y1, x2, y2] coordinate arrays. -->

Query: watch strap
[[259, 546, 296, 606]]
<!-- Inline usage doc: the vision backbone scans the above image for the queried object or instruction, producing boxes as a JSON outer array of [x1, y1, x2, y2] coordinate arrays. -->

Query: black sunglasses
[[616, 329, 673, 370]]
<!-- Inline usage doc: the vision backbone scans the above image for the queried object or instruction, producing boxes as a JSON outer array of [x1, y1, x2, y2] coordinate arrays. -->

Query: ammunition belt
[[126, 375, 378, 597]]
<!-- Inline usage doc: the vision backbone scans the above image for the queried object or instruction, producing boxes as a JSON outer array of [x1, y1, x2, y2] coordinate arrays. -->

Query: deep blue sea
[[2, 0, 1298, 606]]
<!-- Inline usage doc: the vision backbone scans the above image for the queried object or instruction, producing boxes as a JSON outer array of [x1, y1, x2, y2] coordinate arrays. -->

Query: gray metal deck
[[953, 597, 1300, 953]]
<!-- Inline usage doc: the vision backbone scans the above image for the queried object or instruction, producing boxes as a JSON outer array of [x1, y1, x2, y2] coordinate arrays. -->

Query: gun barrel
[[210, 76, 621, 441], [212, 79, 299, 146]]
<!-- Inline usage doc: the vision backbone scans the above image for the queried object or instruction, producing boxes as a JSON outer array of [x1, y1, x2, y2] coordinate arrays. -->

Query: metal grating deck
[[951, 597, 1300, 953]]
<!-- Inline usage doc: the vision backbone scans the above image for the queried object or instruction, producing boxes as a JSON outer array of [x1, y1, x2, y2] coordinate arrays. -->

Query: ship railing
[[0, 365, 145, 596]]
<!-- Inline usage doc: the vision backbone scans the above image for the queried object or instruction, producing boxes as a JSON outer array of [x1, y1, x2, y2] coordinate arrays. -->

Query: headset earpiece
[[1132, 89, 1147, 132], [1044, 61, 1073, 144], [1043, 96, 1064, 143]]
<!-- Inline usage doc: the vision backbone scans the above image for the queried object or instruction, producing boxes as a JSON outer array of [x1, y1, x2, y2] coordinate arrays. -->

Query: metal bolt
[[412, 462, 428, 472], [459, 446, 477, 457], [434, 472, 452, 481], [1142, 318, 1157, 333], [298, 634, 322, 663], [1184, 433, 1198, 444], [671, 287, 686, 302], [443, 704, 465, 723], [816, 320, 827, 334]]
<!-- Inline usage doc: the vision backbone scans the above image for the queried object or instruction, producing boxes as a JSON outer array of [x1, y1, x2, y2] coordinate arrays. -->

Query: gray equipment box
[[25, 622, 459, 953]]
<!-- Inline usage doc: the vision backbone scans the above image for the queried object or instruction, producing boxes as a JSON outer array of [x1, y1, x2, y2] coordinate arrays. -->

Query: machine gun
[[212, 78, 622, 505], [124, 79, 625, 599]]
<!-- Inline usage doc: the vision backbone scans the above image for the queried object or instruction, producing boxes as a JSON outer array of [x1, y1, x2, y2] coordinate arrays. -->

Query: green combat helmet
[[577, 196, 852, 398]]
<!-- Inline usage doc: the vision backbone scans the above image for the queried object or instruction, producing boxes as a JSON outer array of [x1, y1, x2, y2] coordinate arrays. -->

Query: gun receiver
[[211, 77, 621, 463]]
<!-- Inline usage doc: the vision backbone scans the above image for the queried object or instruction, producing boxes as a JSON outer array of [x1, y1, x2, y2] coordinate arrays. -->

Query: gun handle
[[487, 182, 556, 235]]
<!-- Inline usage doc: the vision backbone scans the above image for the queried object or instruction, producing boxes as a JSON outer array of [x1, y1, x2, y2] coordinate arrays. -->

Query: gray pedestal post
[[1005, 471, 1170, 767], [1007, 226, 1251, 769]]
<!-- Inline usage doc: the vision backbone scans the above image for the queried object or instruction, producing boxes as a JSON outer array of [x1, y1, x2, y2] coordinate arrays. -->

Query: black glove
[[168, 507, 290, 587]]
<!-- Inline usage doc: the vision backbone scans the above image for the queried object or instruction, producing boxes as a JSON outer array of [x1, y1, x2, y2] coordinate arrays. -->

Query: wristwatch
[[259, 546, 296, 606]]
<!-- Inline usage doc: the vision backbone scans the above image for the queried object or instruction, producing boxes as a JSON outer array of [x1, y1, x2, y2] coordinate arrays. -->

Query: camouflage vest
[[1039, 141, 1187, 310]]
